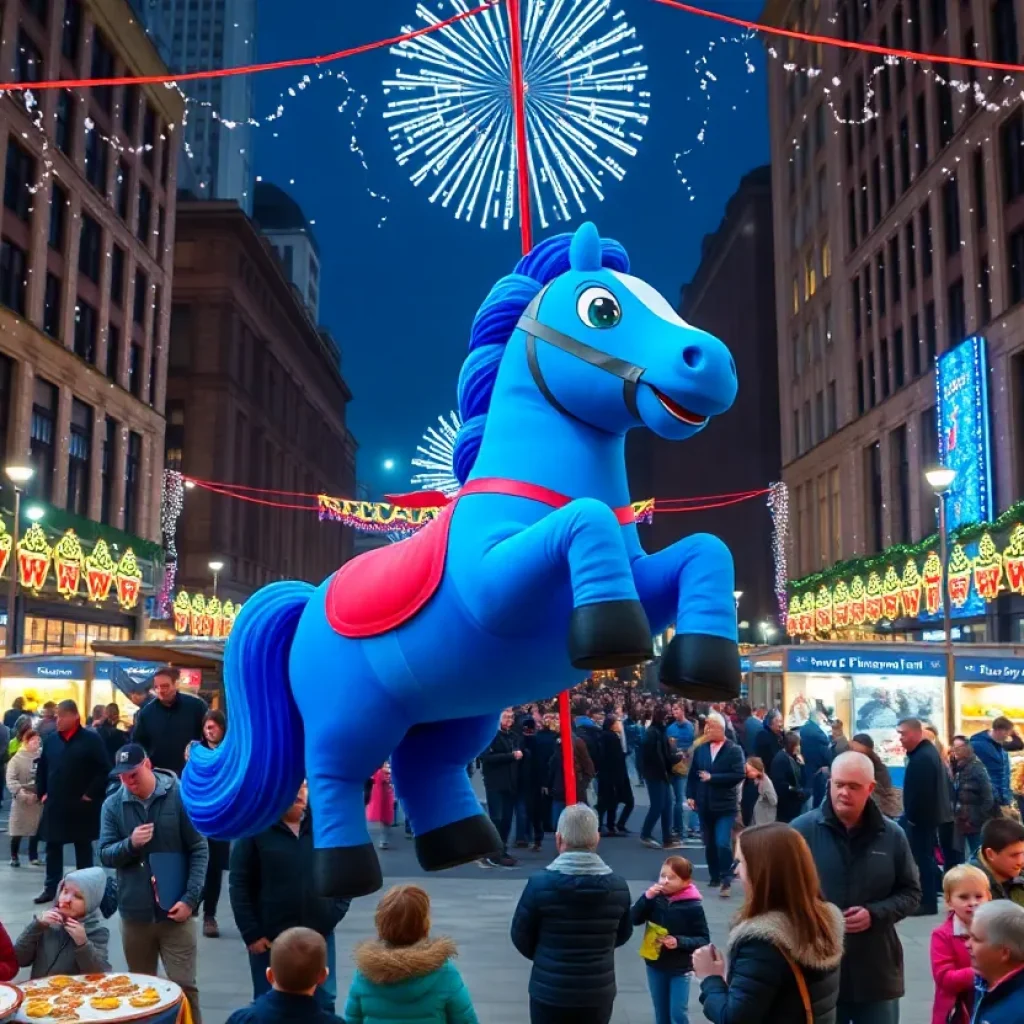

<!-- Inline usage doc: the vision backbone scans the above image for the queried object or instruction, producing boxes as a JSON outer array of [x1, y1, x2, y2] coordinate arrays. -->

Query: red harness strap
[[388, 477, 637, 525]]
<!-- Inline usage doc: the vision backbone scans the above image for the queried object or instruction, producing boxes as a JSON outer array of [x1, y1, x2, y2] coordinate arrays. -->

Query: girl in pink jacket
[[930, 864, 990, 1024]]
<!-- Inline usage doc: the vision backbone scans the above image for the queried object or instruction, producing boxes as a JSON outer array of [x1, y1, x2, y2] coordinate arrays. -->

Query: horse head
[[515, 221, 738, 440]]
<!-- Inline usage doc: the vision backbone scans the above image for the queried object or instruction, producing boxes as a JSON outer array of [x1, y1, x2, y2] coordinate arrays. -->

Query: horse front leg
[[632, 534, 741, 701], [468, 498, 652, 669]]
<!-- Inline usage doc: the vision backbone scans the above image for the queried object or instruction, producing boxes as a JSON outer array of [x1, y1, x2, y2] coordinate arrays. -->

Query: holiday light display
[[53, 530, 85, 599], [17, 524, 51, 594], [0, 517, 11, 580], [383, 0, 649, 231], [1005, 525, 1024, 594], [411, 412, 462, 498], [973, 533, 1003, 601], [85, 540, 117, 603], [881, 565, 901, 620], [768, 482, 789, 626], [947, 543, 972, 609], [115, 549, 143, 611], [864, 571, 883, 623], [901, 558, 922, 618]]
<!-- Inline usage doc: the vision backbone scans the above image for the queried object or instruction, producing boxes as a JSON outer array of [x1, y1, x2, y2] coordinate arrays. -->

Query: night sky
[[250, 1, 770, 497]]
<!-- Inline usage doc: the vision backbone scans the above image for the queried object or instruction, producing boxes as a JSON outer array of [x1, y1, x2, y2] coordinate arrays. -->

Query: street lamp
[[760, 621, 777, 645], [926, 466, 957, 742], [25, 506, 44, 522], [4, 465, 34, 656], [208, 560, 224, 598]]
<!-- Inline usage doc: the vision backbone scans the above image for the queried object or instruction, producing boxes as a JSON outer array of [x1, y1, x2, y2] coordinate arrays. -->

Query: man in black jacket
[[34, 700, 112, 904], [511, 804, 631, 1024], [228, 783, 350, 1016], [898, 716, 953, 915], [480, 708, 522, 868], [131, 668, 206, 776], [685, 715, 744, 897], [792, 750, 921, 1024]]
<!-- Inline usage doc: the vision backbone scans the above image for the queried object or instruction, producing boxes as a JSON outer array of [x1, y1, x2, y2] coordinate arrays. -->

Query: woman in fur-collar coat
[[694, 823, 844, 1024]]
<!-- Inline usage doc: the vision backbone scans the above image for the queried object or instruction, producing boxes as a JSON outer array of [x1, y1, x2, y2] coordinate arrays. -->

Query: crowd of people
[[0, 680, 1023, 1023]]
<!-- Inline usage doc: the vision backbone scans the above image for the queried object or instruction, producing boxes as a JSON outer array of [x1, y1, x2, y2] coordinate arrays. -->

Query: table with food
[[0, 974, 186, 1023]]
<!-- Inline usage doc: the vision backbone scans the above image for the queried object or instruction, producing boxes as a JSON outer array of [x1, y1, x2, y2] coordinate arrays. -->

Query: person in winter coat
[[479, 708, 522, 867], [641, 708, 683, 850], [6, 727, 43, 866], [792, 751, 922, 1021], [965, 900, 1024, 1024], [545, 730, 596, 823], [366, 764, 395, 850], [971, 717, 1017, 810], [971, 817, 1024, 907], [131, 668, 206, 776], [225, 927, 344, 1024], [693, 822, 844, 1023], [930, 864, 991, 1024], [632, 855, 710, 1024], [510, 804, 632, 1024], [34, 700, 112, 904], [686, 715, 744, 897], [3, 697, 25, 732], [574, 708, 603, 791], [740, 757, 777, 827], [596, 715, 634, 835], [770, 731, 808, 824], [898, 717, 954, 915], [343, 885, 478, 1024], [800, 712, 834, 807], [96, 703, 128, 762], [516, 719, 546, 850], [951, 736, 997, 859], [229, 782, 351, 1015], [753, 710, 785, 772], [849, 734, 901, 818], [0, 919, 15, 981], [14, 867, 111, 978]]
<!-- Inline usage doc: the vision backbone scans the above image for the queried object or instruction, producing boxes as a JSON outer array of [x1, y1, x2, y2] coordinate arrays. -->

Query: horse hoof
[[659, 632, 741, 701], [416, 814, 502, 872], [568, 600, 653, 669], [313, 844, 383, 899]]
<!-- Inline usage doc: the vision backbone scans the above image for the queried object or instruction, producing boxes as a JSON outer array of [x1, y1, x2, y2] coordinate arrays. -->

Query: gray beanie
[[60, 867, 108, 916]]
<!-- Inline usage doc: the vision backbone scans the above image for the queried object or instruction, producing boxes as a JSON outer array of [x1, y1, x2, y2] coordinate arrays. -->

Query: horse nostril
[[682, 346, 705, 370]]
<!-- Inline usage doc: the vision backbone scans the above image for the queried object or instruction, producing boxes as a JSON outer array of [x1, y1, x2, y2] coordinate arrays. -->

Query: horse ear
[[569, 222, 602, 271]]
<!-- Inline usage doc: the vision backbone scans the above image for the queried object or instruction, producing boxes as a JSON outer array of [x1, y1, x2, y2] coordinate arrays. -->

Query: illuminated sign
[[934, 335, 993, 619]]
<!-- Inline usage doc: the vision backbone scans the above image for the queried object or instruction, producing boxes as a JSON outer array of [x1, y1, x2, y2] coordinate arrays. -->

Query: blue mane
[[452, 232, 631, 484]]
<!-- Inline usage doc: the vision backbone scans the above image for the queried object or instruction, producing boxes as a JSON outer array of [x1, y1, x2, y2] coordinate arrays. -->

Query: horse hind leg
[[390, 713, 503, 872]]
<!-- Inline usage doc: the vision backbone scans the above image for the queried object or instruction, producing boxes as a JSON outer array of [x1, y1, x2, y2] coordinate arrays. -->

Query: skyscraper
[[130, 0, 256, 212]]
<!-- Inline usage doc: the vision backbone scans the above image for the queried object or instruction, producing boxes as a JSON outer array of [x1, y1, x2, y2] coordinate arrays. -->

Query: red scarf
[[58, 722, 80, 741]]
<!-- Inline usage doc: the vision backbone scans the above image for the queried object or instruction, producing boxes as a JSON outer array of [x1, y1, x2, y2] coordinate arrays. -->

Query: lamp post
[[760, 621, 777, 646], [925, 466, 957, 743], [4, 465, 34, 656], [208, 560, 224, 599]]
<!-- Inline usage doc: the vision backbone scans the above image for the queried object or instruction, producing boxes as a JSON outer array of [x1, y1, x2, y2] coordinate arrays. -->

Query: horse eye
[[576, 286, 621, 329]]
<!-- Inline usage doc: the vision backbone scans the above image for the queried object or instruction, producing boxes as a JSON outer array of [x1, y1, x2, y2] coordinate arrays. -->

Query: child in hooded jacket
[[344, 885, 478, 1024], [632, 856, 710, 1024], [931, 864, 990, 1024], [13, 867, 111, 978]]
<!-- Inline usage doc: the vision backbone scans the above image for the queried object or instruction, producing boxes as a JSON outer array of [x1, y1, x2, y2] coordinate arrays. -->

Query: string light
[[157, 469, 184, 618], [768, 481, 789, 627]]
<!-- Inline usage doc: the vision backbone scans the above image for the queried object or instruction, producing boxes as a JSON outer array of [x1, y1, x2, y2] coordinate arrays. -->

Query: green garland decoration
[[788, 495, 1024, 595]]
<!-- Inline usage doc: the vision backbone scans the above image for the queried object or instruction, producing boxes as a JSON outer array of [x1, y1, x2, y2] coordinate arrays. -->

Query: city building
[[167, 199, 356, 606], [765, 0, 1024, 643], [254, 181, 321, 321], [628, 166, 781, 636], [0, 0, 183, 663], [130, 0, 256, 211]]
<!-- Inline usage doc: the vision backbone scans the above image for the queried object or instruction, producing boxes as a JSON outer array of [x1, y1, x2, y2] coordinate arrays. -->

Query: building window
[[852, 277, 862, 338], [0, 240, 27, 316], [857, 358, 866, 414], [137, 183, 152, 243], [891, 424, 911, 544], [134, 270, 148, 326], [943, 176, 961, 256], [67, 398, 92, 516], [106, 322, 121, 382], [880, 337, 891, 399], [15, 30, 44, 99], [936, 85, 954, 148], [165, 401, 185, 471], [980, 256, 992, 323], [142, 108, 156, 171], [100, 417, 115, 524], [84, 127, 108, 193], [877, 253, 887, 316], [43, 273, 61, 338], [827, 380, 837, 434], [911, 313, 922, 376], [28, 378, 58, 502], [129, 343, 142, 398], [78, 214, 102, 283], [864, 266, 873, 328], [818, 475, 829, 568], [847, 189, 858, 252], [865, 441, 883, 553], [859, 172, 869, 238], [921, 204, 933, 277], [54, 91, 74, 157], [49, 184, 67, 250], [974, 147, 987, 229], [124, 432, 142, 533], [111, 245, 125, 306], [889, 236, 901, 303], [4, 143, 35, 222], [822, 239, 831, 279], [91, 31, 115, 113], [815, 392, 824, 446], [829, 467, 841, 563], [947, 278, 966, 347], [62, 0, 82, 62], [899, 117, 911, 192], [115, 161, 130, 221], [894, 326, 905, 388], [0, 354, 12, 465], [920, 405, 939, 535], [868, 350, 877, 407], [74, 300, 97, 364], [925, 300, 938, 363], [871, 157, 882, 226], [884, 137, 896, 206], [916, 94, 929, 173], [122, 83, 138, 139], [1001, 112, 1024, 203], [993, 0, 1019, 66], [905, 221, 917, 289]]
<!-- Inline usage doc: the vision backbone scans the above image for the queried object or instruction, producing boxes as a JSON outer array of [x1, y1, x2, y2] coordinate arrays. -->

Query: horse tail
[[181, 580, 313, 839]]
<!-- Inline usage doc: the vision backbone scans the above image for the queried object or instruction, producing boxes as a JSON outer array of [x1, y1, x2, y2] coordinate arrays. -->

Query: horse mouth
[[652, 388, 708, 427]]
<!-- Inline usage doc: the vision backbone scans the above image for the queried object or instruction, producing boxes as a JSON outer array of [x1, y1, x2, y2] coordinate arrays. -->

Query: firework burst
[[412, 411, 462, 496]]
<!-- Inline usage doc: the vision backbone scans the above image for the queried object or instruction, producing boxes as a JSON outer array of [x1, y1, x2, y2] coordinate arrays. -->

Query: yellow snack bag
[[639, 921, 669, 961]]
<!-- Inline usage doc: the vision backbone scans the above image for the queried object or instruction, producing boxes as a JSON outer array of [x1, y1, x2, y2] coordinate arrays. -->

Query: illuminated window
[[793, 276, 800, 313], [805, 256, 817, 299], [829, 467, 841, 562], [822, 238, 832, 278]]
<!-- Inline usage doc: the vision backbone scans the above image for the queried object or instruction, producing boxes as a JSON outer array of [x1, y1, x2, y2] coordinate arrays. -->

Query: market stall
[[0, 974, 185, 1023], [740, 650, 784, 709], [89, 640, 224, 709]]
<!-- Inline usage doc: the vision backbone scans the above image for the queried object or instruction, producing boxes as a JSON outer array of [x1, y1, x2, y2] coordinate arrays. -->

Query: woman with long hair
[[694, 823, 843, 1023], [769, 731, 808, 824]]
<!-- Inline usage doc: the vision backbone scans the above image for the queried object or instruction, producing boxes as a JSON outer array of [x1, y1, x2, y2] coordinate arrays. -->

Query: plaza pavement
[[0, 779, 939, 1023]]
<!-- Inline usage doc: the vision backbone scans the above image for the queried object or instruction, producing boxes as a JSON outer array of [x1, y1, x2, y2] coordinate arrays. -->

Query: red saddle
[[324, 478, 638, 639]]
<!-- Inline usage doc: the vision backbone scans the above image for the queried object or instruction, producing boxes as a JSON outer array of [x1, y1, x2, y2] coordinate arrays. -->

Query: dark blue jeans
[[250, 932, 337, 1012], [485, 786, 515, 854], [701, 813, 735, 887], [646, 965, 690, 1024], [904, 821, 939, 913], [641, 778, 673, 843]]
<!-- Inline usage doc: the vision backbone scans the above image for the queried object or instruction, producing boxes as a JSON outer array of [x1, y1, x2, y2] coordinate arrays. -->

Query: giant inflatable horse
[[182, 224, 741, 899]]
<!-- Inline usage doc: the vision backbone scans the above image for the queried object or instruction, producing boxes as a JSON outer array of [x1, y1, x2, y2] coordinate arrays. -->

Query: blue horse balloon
[[181, 223, 741, 898]]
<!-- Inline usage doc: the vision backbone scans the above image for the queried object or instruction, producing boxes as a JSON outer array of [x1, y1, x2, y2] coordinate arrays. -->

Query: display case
[[957, 682, 1024, 797]]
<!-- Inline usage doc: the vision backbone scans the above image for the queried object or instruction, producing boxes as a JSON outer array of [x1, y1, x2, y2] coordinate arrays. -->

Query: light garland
[[172, 590, 239, 638], [158, 469, 185, 618], [768, 481, 789, 627]]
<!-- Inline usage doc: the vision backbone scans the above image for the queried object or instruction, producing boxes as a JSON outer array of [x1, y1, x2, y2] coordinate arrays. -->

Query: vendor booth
[[741, 651, 784, 708], [90, 639, 224, 708]]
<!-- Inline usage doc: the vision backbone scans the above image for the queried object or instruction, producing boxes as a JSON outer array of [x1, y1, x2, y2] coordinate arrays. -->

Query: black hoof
[[416, 814, 502, 872], [313, 844, 382, 899], [659, 632, 741, 701], [568, 600, 653, 670]]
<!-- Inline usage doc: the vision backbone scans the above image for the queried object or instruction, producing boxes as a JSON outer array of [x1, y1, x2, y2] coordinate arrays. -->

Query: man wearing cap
[[131, 668, 206, 776], [99, 744, 208, 1022], [33, 700, 112, 905]]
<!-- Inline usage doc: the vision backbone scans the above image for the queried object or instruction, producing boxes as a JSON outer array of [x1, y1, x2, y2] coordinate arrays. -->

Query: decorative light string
[[768, 481, 790, 627], [157, 469, 185, 618]]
